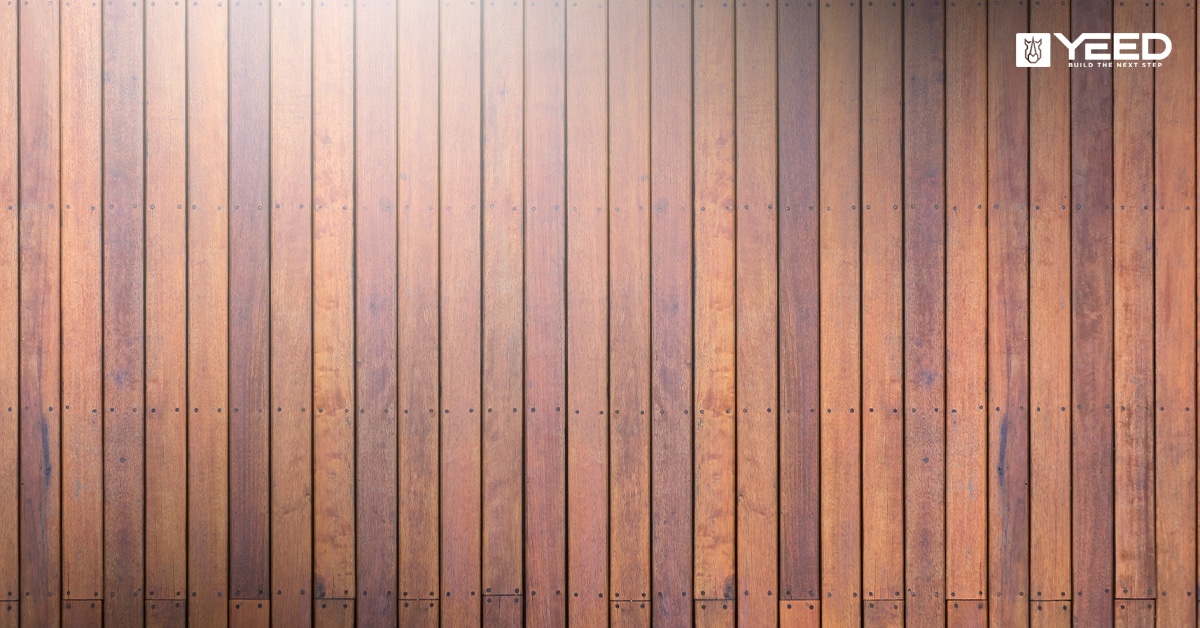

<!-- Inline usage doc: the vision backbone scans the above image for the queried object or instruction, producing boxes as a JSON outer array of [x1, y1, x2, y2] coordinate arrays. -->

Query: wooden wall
[[0, 0, 1193, 625]]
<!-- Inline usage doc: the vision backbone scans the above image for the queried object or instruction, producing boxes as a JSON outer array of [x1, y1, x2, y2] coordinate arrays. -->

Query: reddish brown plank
[[228, 0, 270, 603], [1030, 601, 1072, 628], [145, 600, 186, 628], [0, 602, 13, 627], [610, 600, 650, 628], [397, 599, 438, 626], [61, 600, 101, 627], [397, 0, 440, 607], [312, 0, 356, 604], [779, 600, 819, 628], [947, 601, 987, 628], [1115, 600, 1155, 628], [565, 0, 609, 622], [60, 0, 103, 605], [145, 0, 188, 604], [229, 600, 270, 628], [482, 595, 522, 626], [692, 0, 735, 610], [944, 0, 988, 603], [18, 0, 62, 620], [0, 0, 15, 603], [694, 599, 734, 628], [863, 600, 903, 628], [860, 0, 903, 605], [314, 600, 355, 628]]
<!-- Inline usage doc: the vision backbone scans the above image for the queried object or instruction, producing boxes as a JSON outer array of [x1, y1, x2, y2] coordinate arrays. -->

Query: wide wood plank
[[0, 0, 15, 601]]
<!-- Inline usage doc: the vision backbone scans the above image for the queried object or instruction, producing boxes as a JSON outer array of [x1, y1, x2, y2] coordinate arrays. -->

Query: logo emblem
[[1016, 33, 1051, 67]]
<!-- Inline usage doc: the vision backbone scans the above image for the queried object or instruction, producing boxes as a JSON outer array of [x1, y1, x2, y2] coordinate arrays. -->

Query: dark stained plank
[[60, 0, 103, 604], [860, 0, 903, 605], [1153, 1, 1197, 625], [102, 0, 146, 619], [440, 0, 483, 623], [145, 600, 186, 628], [312, 0, 356, 604], [187, 0, 231, 622], [354, 0, 400, 621], [903, 0, 945, 624], [565, 0, 608, 622], [692, 0, 734, 611], [818, 0, 861, 623], [1114, 600, 1155, 628], [481, 0, 524, 603], [944, 0, 988, 604], [228, 0, 270, 603], [649, 0, 692, 624], [0, 0, 15, 600], [1027, 0, 1070, 608], [778, 0, 819, 603], [1113, 0, 1155, 601], [987, 0, 1030, 624], [18, 0, 62, 620], [397, 0, 440, 608], [523, 0, 567, 622], [145, 0, 188, 604], [271, 0, 315, 624]]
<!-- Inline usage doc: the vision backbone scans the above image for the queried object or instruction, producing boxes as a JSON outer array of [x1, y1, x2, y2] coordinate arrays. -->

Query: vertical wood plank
[[863, 600, 904, 627], [396, 599, 438, 626], [102, 0, 146, 618], [610, 0, 650, 617], [1113, 0, 1155, 601], [565, 0, 609, 622], [187, 0, 231, 622], [649, 1, 692, 625], [61, 600, 102, 627], [1154, 0, 1197, 625], [1030, 601, 1072, 628], [524, 0, 567, 621], [945, 0, 989, 604], [271, 0, 315, 624], [397, 0, 440, 609], [145, 600, 186, 628], [18, 0, 62, 619], [482, 594, 523, 625], [145, 0, 189, 605], [610, 600, 650, 627], [229, 600, 270, 628], [314, 600, 355, 628], [440, 0, 483, 623], [481, 0, 524, 605], [312, 0, 356, 604], [692, 0, 735, 611], [778, 0, 819, 604], [694, 599, 734, 628], [60, 0, 103, 604], [947, 600, 988, 628], [860, 0, 903, 606], [1069, 0, 1115, 624], [1115, 600, 1155, 628], [0, 0, 15, 601], [1027, 0, 1071, 609], [903, 0, 945, 624], [987, 1, 1030, 624], [228, 0, 270, 604], [819, 0, 861, 623], [734, 0, 777, 624], [355, 0, 399, 620], [779, 600, 819, 628]]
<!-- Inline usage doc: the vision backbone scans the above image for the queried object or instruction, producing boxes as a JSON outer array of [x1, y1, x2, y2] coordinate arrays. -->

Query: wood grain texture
[[0, 0, 15, 602]]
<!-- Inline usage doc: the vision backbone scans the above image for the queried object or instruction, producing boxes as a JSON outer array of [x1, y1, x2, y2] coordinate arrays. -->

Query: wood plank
[[315, 600, 355, 628], [145, 0, 188, 603], [228, 0, 270, 603], [903, 0, 945, 624], [734, 1, 777, 625], [60, 0, 103, 604], [1069, 1, 1115, 624], [860, 0, 903, 605], [102, 0, 146, 618], [1154, 1, 1197, 626], [145, 600, 186, 628], [354, 0, 399, 620], [778, 0, 819, 603], [611, 0, 650, 617], [61, 600, 102, 627], [18, 0, 62, 619], [1115, 600, 1155, 628], [312, 0, 356, 603], [946, 601, 987, 628], [694, 599, 734, 628], [1113, 0, 1155, 601], [482, 595, 522, 626], [481, 0, 524, 603], [818, 0, 861, 623], [987, 1, 1030, 624], [0, 0, 15, 602], [397, 0, 440, 606], [566, 0, 609, 622], [863, 600, 903, 627], [271, 0, 315, 624], [439, 0, 483, 624], [610, 600, 650, 628], [1027, 0, 1070, 609], [779, 600, 819, 628], [523, 0, 567, 622], [944, 0, 988, 603], [692, 0, 735, 610], [0, 603, 13, 628], [397, 599, 438, 626], [648, 0, 691, 625], [229, 600, 270, 628], [1030, 601, 1072, 628], [187, 0, 231, 622]]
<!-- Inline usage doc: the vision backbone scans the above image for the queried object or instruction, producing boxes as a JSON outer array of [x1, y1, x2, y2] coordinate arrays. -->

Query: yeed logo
[[1016, 32, 1172, 67], [1018, 33, 1050, 67]]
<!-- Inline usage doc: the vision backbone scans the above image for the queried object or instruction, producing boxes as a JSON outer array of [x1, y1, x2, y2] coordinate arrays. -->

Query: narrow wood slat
[[312, 0, 356, 604], [18, 0, 62, 620], [0, 0, 15, 601], [944, 0, 988, 603], [271, 0, 315, 624], [565, 0, 609, 622], [439, 0, 483, 623]]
